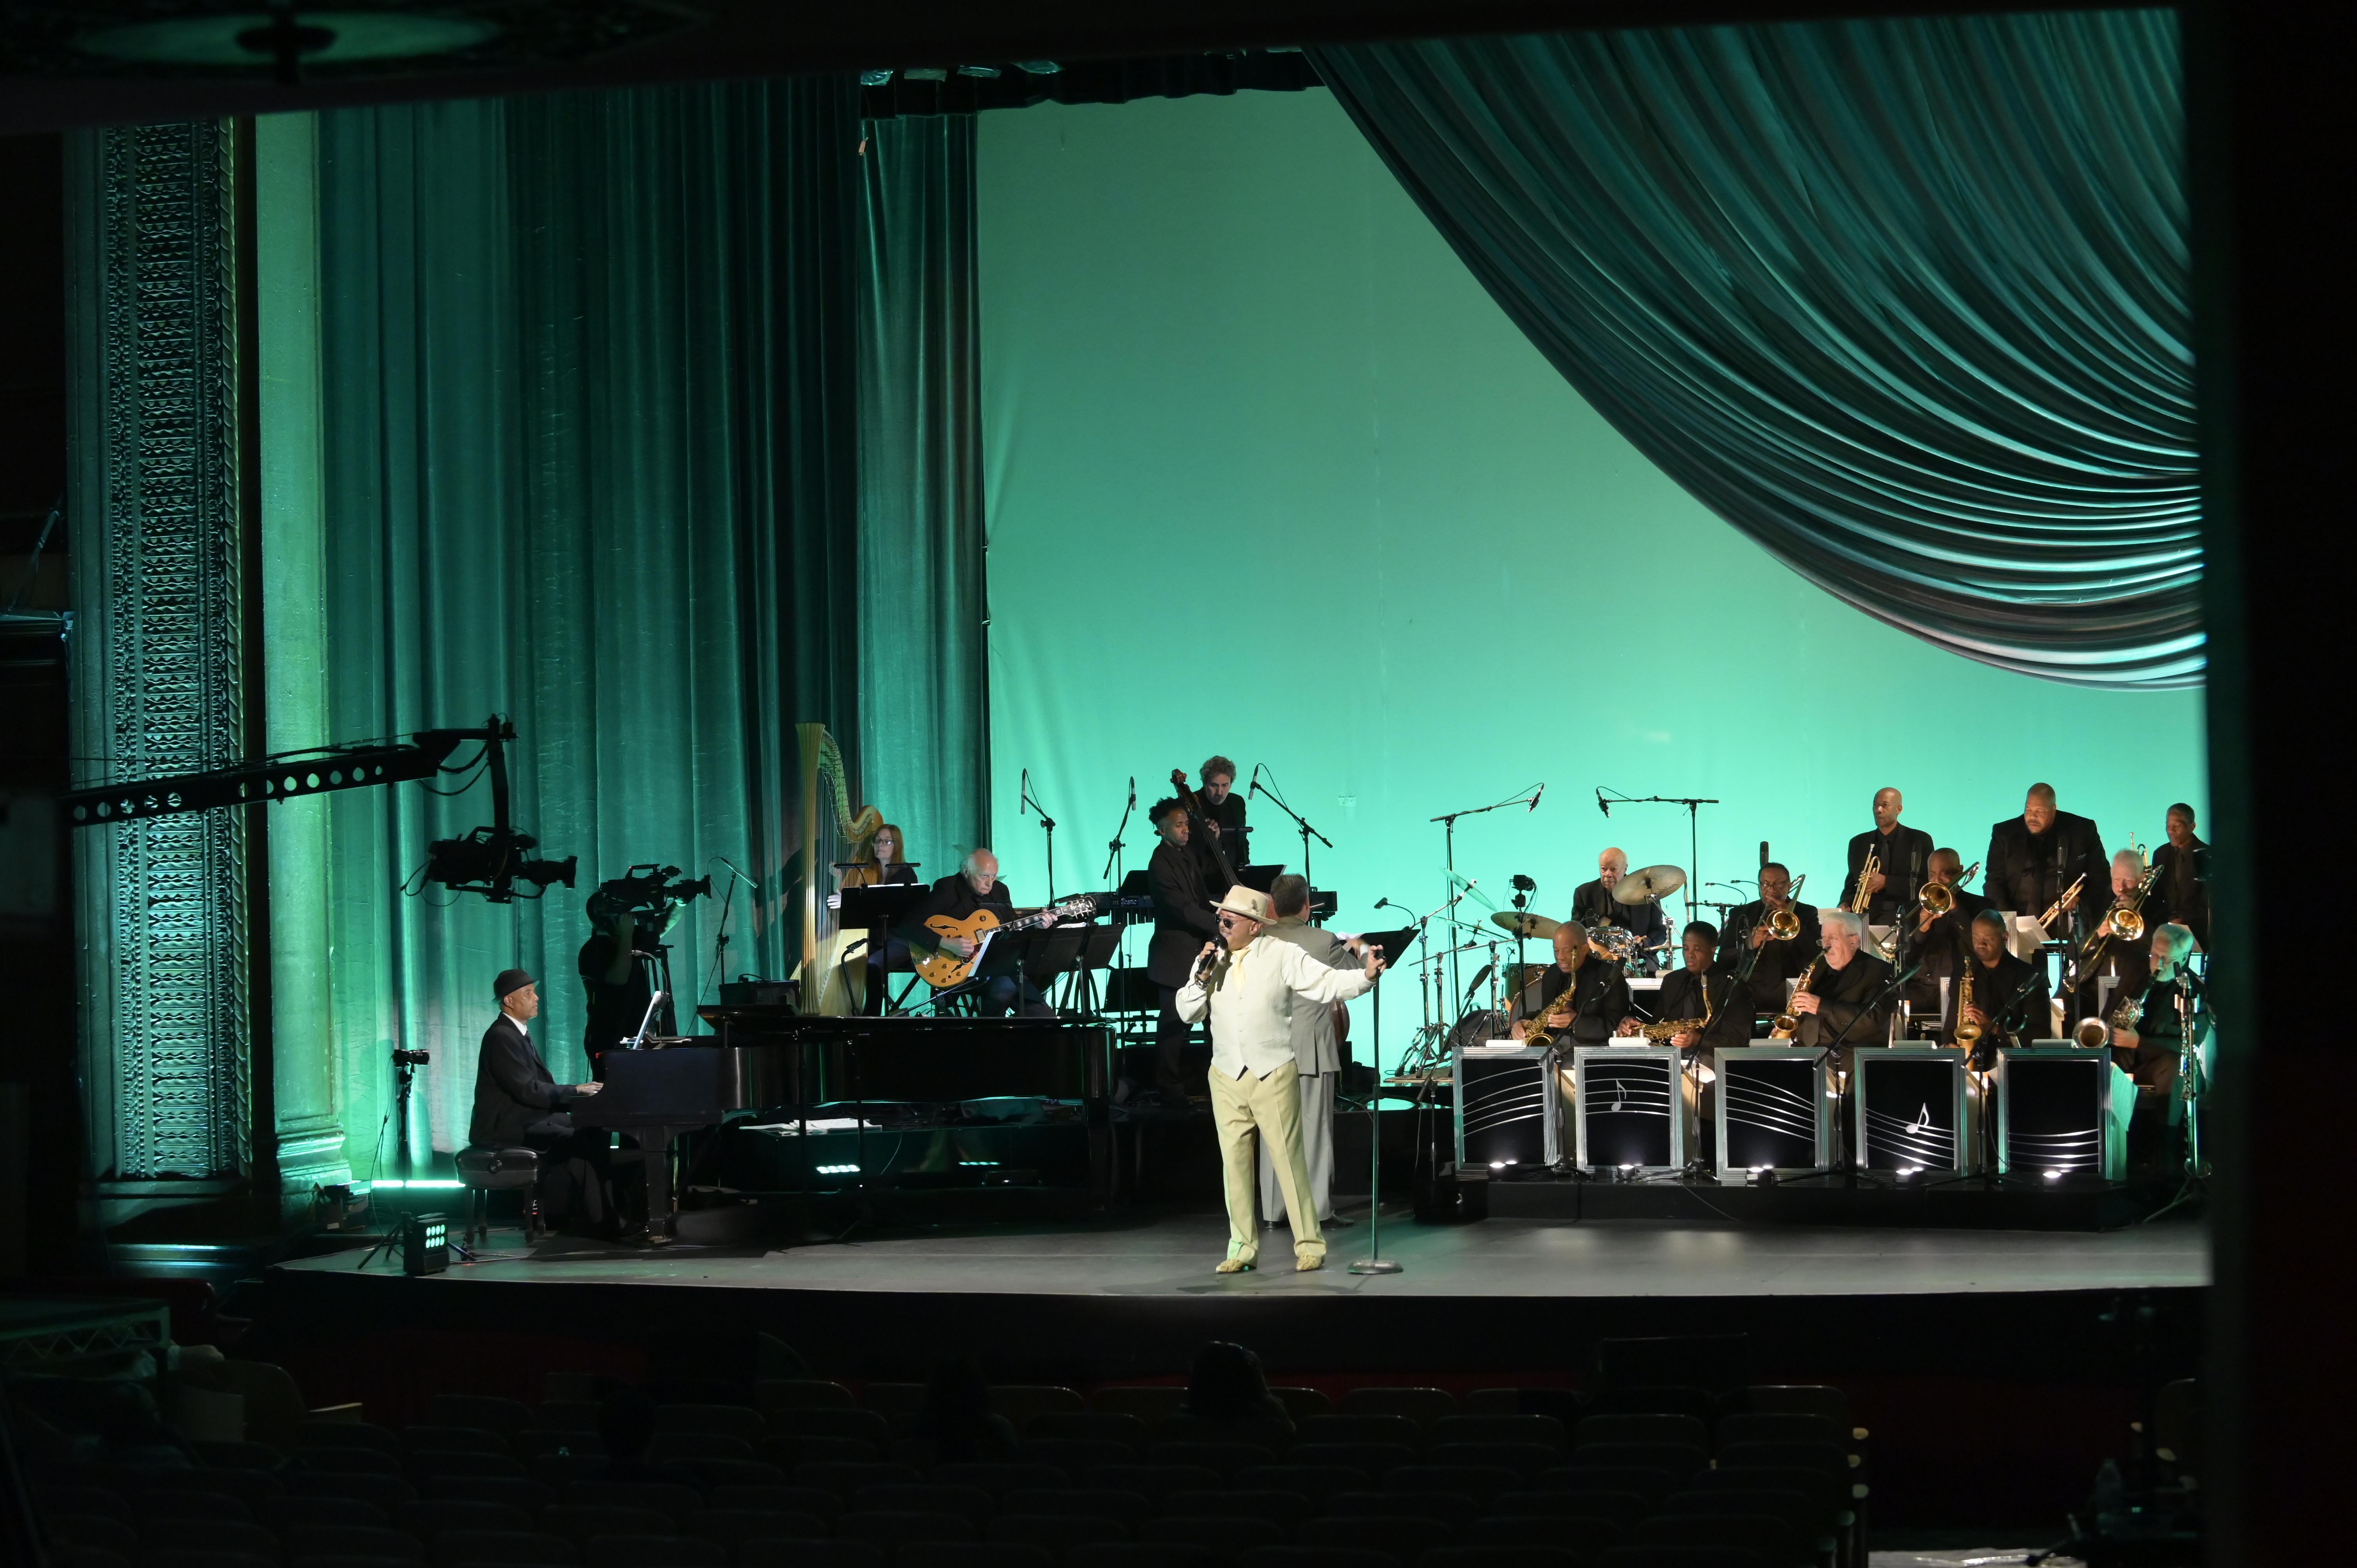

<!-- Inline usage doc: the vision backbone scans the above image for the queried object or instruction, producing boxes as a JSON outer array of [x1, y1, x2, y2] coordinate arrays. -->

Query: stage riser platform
[[1484, 1177, 2170, 1230]]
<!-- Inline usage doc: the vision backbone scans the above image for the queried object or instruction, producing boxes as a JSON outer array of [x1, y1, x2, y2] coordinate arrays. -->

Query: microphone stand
[[1103, 777, 1137, 975], [1430, 787, 1541, 1009], [1250, 775, 1332, 888], [1020, 770, 1057, 902], [1597, 788, 1720, 929]]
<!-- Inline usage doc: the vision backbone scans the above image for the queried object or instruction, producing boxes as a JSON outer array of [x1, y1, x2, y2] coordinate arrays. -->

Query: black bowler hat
[[494, 968, 536, 1001]]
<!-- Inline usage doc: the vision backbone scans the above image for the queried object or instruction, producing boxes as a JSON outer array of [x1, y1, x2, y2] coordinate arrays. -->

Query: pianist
[[469, 968, 616, 1236]]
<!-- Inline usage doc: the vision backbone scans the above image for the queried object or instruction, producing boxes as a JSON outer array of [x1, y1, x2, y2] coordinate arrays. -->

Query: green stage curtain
[[1312, 12, 2198, 687], [857, 115, 989, 890], [296, 82, 976, 1162]]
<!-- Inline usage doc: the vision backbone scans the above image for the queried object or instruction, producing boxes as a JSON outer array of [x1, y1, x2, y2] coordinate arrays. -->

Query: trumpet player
[[1984, 783, 2110, 941], [1844, 787, 1935, 928], [1510, 922, 1631, 1045], [1717, 862, 1820, 1031], [1953, 909, 2047, 1063], [2148, 803, 2210, 952]]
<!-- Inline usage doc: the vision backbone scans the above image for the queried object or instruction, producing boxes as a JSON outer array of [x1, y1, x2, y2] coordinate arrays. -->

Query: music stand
[[1352, 923, 1422, 1275], [838, 883, 936, 1016], [1236, 863, 1284, 895]]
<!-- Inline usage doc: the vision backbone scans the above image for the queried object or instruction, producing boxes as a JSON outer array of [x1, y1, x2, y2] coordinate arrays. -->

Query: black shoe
[[1321, 1214, 1358, 1228]]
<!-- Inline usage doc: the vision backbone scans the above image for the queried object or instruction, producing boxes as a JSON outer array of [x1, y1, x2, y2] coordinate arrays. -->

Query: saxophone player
[[1786, 910, 1894, 1074], [1509, 922, 1632, 1045], [1717, 863, 1820, 1033], [2094, 922, 2205, 1172], [1954, 909, 2048, 1062], [1641, 922, 1748, 1061]]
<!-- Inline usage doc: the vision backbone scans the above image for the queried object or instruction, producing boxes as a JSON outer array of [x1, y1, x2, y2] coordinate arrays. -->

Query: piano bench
[[457, 1145, 545, 1245]]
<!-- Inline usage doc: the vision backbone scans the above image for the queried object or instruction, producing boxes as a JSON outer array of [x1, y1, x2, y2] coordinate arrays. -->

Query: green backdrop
[[978, 89, 2205, 1049]]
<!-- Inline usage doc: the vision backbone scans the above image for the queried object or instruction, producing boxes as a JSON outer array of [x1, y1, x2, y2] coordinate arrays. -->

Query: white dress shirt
[[1177, 934, 1375, 1079]]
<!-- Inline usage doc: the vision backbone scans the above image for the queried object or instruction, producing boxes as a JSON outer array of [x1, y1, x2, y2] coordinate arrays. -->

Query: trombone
[[1761, 872, 1808, 941], [1918, 859, 1981, 918], [2037, 874, 2087, 932]]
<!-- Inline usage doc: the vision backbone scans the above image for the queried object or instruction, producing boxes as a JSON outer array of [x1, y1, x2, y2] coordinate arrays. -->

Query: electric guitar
[[914, 892, 1147, 988]]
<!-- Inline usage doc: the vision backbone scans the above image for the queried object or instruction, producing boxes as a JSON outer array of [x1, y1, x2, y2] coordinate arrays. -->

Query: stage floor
[[282, 1203, 2208, 1300]]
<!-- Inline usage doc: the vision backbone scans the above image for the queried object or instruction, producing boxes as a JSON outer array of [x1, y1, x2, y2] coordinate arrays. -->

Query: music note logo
[[1610, 1079, 1628, 1114], [1912, 1104, 1933, 1133]]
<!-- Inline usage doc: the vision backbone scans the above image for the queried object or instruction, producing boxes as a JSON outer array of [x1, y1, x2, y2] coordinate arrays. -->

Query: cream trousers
[[1257, 1068, 1335, 1224], [1212, 1065, 1324, 1263]]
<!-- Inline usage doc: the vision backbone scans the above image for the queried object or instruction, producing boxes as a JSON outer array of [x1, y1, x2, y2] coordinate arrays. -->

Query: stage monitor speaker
[[1853, 1047, 1980, 1176], [1996, 1047, 2134, 1180], [1454, 1042, 1555, 1172], [1714, 1047, 1832, 1183], [1573, 1046, 1696, 1175]]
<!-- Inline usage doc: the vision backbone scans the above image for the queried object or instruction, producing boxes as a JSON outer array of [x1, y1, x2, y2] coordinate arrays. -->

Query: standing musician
[[1256, 874, 1365, 1231], [1193, 756, 1251, 881], [1787, 910, 1895, 1073], [1845, 787, 1936, 934], [2148, 803, 2210, 953], [1908, 848, 1989, 1019], [1177, 885, 1383, 1274], [2073, 848, 2154, 1028], [1984, 783, 2110, 939], [893, 849, 1046, 1018], [2090, 922, 2206, 1170], [1952, 908, 2049, 1063], [578, 901, 659, 1079], [1572, 848, 1668, 966], [1717, 862, 1820, 1032], [1144, 798, 1220, 1105], [1509, 922, 1633, 1045]]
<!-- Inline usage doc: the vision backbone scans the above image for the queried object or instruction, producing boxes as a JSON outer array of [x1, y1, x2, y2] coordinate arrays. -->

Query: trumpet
[[1846, 849, 1880, 914], [2038, 874, 2087, 932]]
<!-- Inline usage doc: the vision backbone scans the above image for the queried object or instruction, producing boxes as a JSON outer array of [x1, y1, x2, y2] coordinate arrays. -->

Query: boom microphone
[[1597, 789, 1611, 818], [1529, 783, 1545, 813]]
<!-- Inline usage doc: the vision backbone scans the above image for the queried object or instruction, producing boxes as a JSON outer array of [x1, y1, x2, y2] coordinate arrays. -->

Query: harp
[[793, 723, 882, 1013]]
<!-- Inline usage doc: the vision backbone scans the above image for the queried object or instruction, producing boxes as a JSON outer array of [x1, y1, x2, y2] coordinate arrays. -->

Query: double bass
[[1170, 767, 1239, 890]]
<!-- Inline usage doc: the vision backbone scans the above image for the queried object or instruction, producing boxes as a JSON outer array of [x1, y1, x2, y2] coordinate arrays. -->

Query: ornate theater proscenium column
[[65, 120, 257, 1224]]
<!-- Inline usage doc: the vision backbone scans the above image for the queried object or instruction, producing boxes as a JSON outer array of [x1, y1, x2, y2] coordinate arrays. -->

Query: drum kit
[[1486, 862, 1686, 969]]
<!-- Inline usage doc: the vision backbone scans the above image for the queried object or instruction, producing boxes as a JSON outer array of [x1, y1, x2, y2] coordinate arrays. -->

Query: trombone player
[[1908, 848, 1986, 1021], [1717, 863, 1819, 1033], [2073, 848, 2154, 1029]]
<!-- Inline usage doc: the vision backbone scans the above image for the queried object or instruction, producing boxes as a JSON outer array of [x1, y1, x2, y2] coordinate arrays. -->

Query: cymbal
[[1614, 864, 1687, 904], [1491, 911, 1562, 939]]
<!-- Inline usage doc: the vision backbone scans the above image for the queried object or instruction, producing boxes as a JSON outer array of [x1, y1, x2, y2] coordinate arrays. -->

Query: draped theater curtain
[[304, 81, 874, 1161], [857, 116, 990, 879], [1311, 12, 2198, 687]]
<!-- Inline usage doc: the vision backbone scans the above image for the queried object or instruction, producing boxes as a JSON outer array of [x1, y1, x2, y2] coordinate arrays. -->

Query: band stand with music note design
[[1713, 1046, 1834, 1183], [1454, 1040, 1557, 1172], [1851, 1046, 1982, 1178], [1995, 1047, 2134, 1181], [1572, 1045, 1698, 1176]]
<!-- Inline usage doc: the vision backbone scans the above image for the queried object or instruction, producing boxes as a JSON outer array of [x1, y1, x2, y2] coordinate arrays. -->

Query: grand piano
[[574, 1011, 1114, 1241]]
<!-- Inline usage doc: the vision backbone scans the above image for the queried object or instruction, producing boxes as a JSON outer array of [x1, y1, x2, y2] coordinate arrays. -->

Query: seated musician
[[2072, 848, 2153, 1029], [839, 822, 919, 1000], [1647, 922, 1747, 1059], [1953, 908, 2048, 1065], [1572, 847, 1668, 969], [1908, 848, 1989, 1017], [1717, 862, 1820, 1033], [893, 849, 1047, 1018], [2091, 922, 2205, 1171], [468, 968, 616, 1236], [1509, 922, 1631, 1045], [1788, 910, 1893, 1071]]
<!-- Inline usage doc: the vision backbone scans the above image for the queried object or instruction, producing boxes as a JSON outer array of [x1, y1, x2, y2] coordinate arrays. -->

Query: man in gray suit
[[1256, 874, 1364, 1229]]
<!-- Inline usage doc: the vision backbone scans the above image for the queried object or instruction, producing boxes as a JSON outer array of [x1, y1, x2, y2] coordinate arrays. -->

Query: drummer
[[1572, 848, 1673, 975]]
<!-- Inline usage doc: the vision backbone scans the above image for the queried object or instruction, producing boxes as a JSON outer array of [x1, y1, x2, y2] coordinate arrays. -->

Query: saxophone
[[1953, 964, 1983, 1052], [1769, 956, 1823, 1039], [1640, 973, 1718, 1042]]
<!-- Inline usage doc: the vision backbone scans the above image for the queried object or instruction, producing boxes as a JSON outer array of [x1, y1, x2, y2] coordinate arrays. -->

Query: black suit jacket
[[1984, 811, 2109, 935], [1913, 888, 1993, 982], [894, 872, 1017, 957], [1147, 840, 1219, 989], [1717, 899, 1823, 1014], [1845, 825, 1936, 923], [469, 1015, 578, 1148], [1514, 959, 1632, 1045], [1953, 949, 2048, 1058], [1656, 964, 1747, 1052], [2148, 839, 2210, 949], [1797, 952, 1895, 1051]]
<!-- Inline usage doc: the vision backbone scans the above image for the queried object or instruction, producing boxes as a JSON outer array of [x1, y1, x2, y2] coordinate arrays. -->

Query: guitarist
[[1147, 798, 1221, 1105], [894, 849, 1044, 1017]]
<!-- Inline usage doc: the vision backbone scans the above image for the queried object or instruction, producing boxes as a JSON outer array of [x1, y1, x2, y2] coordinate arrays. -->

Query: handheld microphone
[[1529, 782, 1545, 813], [1596, 789, 1610, 818]]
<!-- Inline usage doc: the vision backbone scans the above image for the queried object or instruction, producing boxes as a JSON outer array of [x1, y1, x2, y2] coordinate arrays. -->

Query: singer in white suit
[[1178, 884, 1383, 1273], [1256, 874, 1362, 1230]]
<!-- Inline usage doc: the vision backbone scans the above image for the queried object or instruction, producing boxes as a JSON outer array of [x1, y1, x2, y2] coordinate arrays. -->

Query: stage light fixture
[[955, 64, 999, 78], [859, 68, 892, 86], [1012, 60, 1061, 74]]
